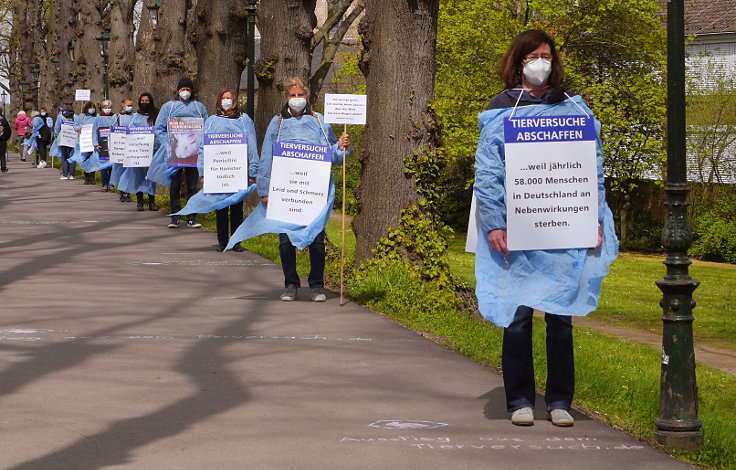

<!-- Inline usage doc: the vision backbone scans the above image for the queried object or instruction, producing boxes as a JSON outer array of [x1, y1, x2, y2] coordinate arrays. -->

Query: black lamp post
[[655, 0, 704, 451], [245, 0, 257, 119], [19, 80, 30, 111], [146, 0, 161, 31], [96, 26, 111, 100], [67, 40, 75, 62], [31, 63, 41, 110]]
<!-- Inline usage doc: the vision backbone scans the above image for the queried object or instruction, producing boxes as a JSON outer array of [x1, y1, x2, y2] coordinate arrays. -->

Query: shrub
[[690, 212, 736, 263]]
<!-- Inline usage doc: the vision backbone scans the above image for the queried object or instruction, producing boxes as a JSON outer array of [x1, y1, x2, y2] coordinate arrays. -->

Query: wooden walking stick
[[340, 124, 348, 306]]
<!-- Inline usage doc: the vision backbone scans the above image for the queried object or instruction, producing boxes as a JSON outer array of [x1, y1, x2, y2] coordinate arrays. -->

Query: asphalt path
[[0, 154, 693, 469]]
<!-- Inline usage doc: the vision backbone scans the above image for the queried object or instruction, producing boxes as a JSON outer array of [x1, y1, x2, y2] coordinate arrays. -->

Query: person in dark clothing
[[0, 111, 11, 172]]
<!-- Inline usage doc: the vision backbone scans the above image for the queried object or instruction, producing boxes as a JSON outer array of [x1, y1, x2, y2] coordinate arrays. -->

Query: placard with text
[[266, 141, 332, 226], [79, 124, 94, 153], [109, 126, 128, 164], [323, 94, 367, 125], [166, 117, 203, 167], [124, 126, 155, 167], [203, 132, 249, 194], [97, 127, 110, 160], [58, 120, 77, 148], [504, 115, 598, 251]]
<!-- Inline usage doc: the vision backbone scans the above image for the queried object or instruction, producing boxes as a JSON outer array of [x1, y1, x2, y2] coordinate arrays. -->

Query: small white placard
[[323, 94, 367, 125], [266, 141, 332, 226], [465, 193, 480, 253], [79, 124, 94, 153], [504, 115, 598, 251], [124, 126, 155, 167], [58, 120, 78, 148], [109, 126, 128, 164], [203, 133, 249, 194], [75, 89, 91, 102]]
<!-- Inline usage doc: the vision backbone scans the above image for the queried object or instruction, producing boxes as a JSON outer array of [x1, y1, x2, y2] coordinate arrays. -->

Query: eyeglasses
[[523, 54, 552, 62]]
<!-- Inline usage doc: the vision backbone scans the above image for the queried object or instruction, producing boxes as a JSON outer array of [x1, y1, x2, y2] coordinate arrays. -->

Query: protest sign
[[166, 117, 203, 167], [58, 120, 78, 148], [79, 124, 94, 153], [75, 89, 91, 102], [97, 127, 110, 160], [203, 132, 249, 194], [124, 126, 155, 167], [266, 141, 332, 226], [504, 115, 598, 251], [109, 126, 128, 164], [324, 94, 367, 125]]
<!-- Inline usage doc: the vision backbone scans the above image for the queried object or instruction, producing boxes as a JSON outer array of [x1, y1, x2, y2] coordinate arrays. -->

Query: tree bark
[[72, 0, 107, 107], [254, 0, 316, 143], [352, 0, 440, 262], [134, 0, 197, 106], [46, 0, 79, 107], [193, 0, 248, 114], [108, 0, 137, 104]]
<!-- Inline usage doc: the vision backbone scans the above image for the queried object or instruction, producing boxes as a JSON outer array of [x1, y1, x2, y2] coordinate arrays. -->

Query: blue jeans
[[60, 146, 76, 177], [502, 305, 574, 412], [279, 231, 325, 288], [100, 167, 112, 187]]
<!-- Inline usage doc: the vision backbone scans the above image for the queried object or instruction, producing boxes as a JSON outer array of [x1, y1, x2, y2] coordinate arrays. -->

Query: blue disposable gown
[[225, 111, 347, 251], [23, 115, 52, 154], [117, 113, 158, 195], [110, 113, 136, 188], [173, 111, 259, 216], [69, 114, 97, 164], [473, 95, 618, 327], [146, 99, 208, 186], [79, 114, 117, 172], [50, 113, 63, 158]]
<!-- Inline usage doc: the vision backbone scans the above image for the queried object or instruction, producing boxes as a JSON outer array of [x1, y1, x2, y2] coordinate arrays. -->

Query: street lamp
[[67, 40, 75, 62], [31, 63, 41, 110], [655, 0, 703, 451], [96, 26, 111, 99], [19, 80, 30, 111], [146, 0, 161, 31], [246, 0, 257, 119]]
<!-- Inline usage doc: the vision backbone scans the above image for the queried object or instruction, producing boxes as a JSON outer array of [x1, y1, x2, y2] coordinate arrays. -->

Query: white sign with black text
[[203, 132, 249, 193], [323, 94, 367, 125], [79, 124, 94, 153]]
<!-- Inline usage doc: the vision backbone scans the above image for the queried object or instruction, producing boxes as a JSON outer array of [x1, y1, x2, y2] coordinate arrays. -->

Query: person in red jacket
[[13, 110, 31, 161]]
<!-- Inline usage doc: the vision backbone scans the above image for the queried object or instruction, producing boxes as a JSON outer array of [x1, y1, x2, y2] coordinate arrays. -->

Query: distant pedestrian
[[13, 110, 31, 162], [0, 110, 11, 172]]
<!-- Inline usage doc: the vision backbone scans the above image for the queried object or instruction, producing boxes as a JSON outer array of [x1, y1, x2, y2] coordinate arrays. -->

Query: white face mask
[[179, 90, 192, 101], [523, 58, 552, 87], [221, 99, 233, 111], [102, 108, 112, 115], [288, 97, 307, 113]]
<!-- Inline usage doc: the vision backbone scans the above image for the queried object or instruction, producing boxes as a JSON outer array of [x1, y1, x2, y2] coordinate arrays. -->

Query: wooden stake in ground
[[340, 123, 347, 306]]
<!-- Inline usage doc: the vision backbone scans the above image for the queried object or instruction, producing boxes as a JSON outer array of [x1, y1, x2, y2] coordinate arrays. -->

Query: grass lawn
[[448, 233, 736, 352]]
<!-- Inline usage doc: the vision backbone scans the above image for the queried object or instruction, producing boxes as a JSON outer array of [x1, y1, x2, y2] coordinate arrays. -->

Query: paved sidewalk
[[0, 155, 693, 469]]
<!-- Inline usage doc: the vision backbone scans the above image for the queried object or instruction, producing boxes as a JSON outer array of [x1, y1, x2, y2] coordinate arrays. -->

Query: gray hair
[[282, 77, 310, 99], [101, 99, 113, 108]]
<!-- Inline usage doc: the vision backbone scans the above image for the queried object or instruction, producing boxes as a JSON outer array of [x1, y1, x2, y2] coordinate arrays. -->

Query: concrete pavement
[[0, 154, 693, 469]]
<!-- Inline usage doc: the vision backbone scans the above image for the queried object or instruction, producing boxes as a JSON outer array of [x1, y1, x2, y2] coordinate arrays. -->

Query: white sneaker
[[59, 175, 68, 180], [37, 161, 47, 168], [68, 175, 75, 180], [511, 407, 534, 426], [548, 409, 574, 427]]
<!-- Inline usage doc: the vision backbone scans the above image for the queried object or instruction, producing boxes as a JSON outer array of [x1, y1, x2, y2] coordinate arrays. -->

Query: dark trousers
[[216, 202, 244, 246], [60, 146, 76, 177], [502, 306, 574, 412], [35, 140, 48, 165], [170, 167, 199, 218], [100, 167, 112, 187], [279, 231, 325, 288], [0, 140, 7, 171]]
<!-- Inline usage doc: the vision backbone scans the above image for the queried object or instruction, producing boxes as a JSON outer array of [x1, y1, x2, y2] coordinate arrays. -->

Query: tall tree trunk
[[134, 0, 197, 106], [352, 0, 440, 262], [254, 0, 316, 143], [193, 0, 248, 114], [108, 0, 137, 104], [46, 0, 78, 107], [73, 0, 107, 106]]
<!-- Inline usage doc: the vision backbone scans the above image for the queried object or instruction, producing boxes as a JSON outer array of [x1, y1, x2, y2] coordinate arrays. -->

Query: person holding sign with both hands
[[229, 77, 349, 302], [473, 30, 618, 428]]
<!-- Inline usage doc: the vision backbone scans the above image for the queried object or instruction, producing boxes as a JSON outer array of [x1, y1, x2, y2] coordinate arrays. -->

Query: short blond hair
[[282, 77, 310, 99]]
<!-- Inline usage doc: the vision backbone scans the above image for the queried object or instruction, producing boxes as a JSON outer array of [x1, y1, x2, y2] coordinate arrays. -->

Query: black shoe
[[187, 219, 202, 228], [232, 243, 244, 252], [216, 244, 226, 252], [119, 194, 125, 202], [137, 203, 145, 211], [168, 218, 180, 228], [148, 203, 159, 211]]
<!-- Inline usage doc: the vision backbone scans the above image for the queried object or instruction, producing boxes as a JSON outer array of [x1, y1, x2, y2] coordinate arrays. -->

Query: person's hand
[[261, 196, 268, 204], [338, 132, 350, 150], [200, 177, 204, 185], [488, 229, 510, 255], [591, 225, 603, 250], [248, 177, 256, 186]]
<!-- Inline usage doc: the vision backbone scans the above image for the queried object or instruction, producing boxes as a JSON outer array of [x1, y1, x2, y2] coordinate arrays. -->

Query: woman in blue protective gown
[[110, 97, 136, 202], [83, 99, 116, 192], [473, 30, 618, 428], [118, 93, 160, 211], [55, 103, 77, 179], [73, 101, 98, 185], [147, 76, 208, 228], [198, 88, 259, 251], [253, 77, 349, 302]]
